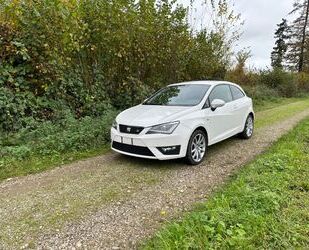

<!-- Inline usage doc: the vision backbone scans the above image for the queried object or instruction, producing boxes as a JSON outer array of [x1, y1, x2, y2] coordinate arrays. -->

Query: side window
[[230, 85, 245, 100], [208, 85, 233, 104]]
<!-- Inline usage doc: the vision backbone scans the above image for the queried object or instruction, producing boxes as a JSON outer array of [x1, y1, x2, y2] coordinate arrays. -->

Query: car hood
[[116, 104, 195, 127]]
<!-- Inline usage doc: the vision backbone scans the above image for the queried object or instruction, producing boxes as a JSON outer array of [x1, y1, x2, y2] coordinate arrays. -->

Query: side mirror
[[211, 99, 225, 111]]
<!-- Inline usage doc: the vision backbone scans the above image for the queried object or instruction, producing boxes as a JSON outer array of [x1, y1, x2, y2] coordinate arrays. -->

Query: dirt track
[[1, 108, 309, 249]]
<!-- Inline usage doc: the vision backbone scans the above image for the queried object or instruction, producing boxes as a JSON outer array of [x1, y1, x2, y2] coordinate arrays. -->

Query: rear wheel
[[186, 129, 207, 165], [239, 114, 254, 139]]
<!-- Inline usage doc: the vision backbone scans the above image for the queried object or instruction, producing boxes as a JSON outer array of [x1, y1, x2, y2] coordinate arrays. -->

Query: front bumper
[[110, 127, 189, 160]]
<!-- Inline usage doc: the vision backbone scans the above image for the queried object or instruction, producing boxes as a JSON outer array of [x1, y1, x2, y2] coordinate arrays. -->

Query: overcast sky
[[180, 0, 295, 69]]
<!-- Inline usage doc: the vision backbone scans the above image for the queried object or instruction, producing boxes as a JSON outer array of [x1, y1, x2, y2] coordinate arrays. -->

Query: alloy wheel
[[246, 116, 254, 137], [191, 133, 206, 163]]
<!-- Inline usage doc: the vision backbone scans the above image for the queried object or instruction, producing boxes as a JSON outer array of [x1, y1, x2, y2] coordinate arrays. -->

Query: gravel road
[[1, 108, 309, 249]]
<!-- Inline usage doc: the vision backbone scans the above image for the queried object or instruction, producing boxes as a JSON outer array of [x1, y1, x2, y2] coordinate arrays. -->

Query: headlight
[[112, 120, 118, 130], [146, 121, 179, 134]]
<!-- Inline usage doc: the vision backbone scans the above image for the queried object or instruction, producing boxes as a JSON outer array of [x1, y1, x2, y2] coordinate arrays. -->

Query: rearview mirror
[[211, 99, 225, 111]]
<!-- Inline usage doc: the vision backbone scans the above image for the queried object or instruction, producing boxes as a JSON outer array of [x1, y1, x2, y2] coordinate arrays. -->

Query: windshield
[[144, 84, 210, 106]]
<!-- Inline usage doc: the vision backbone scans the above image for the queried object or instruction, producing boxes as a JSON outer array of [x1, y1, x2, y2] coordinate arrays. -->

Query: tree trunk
[[299, 0, 309, 72]]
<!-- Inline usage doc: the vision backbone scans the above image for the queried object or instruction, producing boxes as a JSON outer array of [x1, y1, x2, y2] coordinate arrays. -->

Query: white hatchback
[[111, 81, 254, 165]]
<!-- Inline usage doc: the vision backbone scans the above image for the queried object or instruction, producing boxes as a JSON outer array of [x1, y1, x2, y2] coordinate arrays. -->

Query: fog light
[[157, 145, 181, 155]]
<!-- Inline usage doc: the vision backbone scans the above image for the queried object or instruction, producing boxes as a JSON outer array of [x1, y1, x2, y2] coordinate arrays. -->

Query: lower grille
[[112, 141, 154, 157]]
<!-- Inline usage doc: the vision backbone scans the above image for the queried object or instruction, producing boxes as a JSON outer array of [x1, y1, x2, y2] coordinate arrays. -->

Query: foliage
[[226, 67, 309, 100], [235, 49, 251, 73], [0, 107, 116, 179], [0, 110, 117, 161], [143, 117, 309, 249], [225, 48, 251, 84], [286, 0, 309, 72], [295, 71, 309, 92], [0, 0, 241, 134], [0, 0, 306, 134], [271, 19, 289, 69]]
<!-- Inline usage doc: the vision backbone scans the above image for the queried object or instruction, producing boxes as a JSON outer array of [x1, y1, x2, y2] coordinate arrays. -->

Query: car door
[[203, 84, 237, 145], [229, 85, 247, 132]]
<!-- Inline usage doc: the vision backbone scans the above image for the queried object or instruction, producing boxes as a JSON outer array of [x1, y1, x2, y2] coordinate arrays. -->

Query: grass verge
[[0, 145, 110, 181], [253, 97, 306, 112], [255, 98, 309, 128], [143, 117, 309, 249]]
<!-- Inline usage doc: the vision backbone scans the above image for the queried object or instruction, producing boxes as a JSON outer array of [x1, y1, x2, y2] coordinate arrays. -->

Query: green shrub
[[258, 69, 298, 97], [0, 0, 231, 126], [242, 84, 280, 108], [0, 110, 117, 160], [294, 72, 309, 92], [259, 69, 289, 88]]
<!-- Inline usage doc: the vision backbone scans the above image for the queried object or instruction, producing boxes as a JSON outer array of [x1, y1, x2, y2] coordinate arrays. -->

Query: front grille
[[112, 141, 154, 157], [119, 124, 144, 134]]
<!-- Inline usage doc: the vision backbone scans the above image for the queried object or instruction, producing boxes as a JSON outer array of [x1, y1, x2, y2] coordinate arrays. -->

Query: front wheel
[[239, 114, 254, 139], [186, 129, 207, 165]]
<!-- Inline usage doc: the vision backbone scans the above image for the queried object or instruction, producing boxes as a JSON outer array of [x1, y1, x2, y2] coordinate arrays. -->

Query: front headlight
[[112, 120, 118, 130], [146, 121, 179, 134]]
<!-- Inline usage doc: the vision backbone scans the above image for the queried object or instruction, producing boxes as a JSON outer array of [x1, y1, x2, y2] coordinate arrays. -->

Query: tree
[[271, 19, 289, 69], [187, 0, 243, 68], [287, 0, 309, 72], [225, 48, 251, 85], [235, 49, 251, 75]]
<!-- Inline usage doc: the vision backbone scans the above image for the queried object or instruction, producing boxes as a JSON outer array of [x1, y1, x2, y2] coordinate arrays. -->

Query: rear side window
[[208, 85, 233, 103], [230, 85, 245, 100]]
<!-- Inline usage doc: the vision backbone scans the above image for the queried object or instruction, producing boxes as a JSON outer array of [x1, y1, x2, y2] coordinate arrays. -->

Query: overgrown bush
[[258, 69, 297, 97], [227, 67, 308, 99], [294, 72, 309, 92], [243, 85, 280, 102], [0, 0, 235, 133], [0, 110, 117, 160]]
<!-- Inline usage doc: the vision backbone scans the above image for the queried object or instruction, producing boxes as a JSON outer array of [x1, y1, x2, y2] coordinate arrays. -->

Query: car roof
[[169, 80, 237, 87]]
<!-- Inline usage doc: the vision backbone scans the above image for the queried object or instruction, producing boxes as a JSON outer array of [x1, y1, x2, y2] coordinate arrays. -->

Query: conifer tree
[[271, 19, 289, 69], [287, 0, 309, 72]]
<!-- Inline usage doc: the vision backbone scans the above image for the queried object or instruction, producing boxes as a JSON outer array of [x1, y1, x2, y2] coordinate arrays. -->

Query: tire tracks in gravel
[[1, 108, 309, 249]]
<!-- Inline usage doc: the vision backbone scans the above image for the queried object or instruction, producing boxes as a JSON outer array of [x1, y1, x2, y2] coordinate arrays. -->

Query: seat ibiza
[[111, 81, 254, 165]]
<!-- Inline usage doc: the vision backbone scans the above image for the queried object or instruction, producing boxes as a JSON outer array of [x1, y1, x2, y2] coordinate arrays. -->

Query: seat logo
[[127, 127, 131, 132]]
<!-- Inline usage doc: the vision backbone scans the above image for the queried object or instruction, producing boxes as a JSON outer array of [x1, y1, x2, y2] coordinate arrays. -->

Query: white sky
[[179, 0, 295, 69]]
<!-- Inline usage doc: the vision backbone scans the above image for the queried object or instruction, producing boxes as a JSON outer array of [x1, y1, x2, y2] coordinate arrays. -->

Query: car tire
[[239, 114, 254, 139], [186, 129, 207, 165]]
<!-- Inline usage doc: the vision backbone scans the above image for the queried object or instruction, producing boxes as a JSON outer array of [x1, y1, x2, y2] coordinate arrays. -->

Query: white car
[[111, 81, 254, 165]]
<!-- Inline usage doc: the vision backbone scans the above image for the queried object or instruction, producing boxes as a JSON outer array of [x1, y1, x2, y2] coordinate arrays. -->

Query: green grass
[[0, 145, 110, 181], [142, 117, 309, 249], [253, 97, 306, 112], [0, 97, 308, 182], [255, 98, 309, 128]]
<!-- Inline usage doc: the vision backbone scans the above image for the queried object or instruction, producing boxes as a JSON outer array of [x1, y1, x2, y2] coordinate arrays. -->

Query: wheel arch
[[185, 125, 209, 154], [185, 126, 209, 165], [248, 111, 255, 120], [242, 112, 255, 131], [193, 126, 209, 145]]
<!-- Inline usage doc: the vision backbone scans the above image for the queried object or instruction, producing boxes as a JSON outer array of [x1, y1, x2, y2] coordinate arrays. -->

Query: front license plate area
[[122, 137, 133, 145]]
